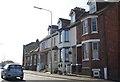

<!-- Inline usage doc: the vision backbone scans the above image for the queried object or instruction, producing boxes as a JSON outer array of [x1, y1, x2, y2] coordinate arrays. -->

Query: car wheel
[[1, 75, 3, 79], [4, 74, 8, 80], [20, 77, 23, 80]]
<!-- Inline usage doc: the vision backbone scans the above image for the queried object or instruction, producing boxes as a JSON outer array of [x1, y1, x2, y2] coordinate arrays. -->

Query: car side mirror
[[22, 67, 25, 70]]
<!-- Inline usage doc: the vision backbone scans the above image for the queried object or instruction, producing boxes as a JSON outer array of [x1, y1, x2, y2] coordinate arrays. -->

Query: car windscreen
[[9, 65, 22, 69]]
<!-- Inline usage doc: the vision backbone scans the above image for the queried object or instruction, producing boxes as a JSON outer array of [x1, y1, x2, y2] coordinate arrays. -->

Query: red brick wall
[[118, 2, 120, 82], [76, 23, 82, 44], [98, 2, 119, 81], [98, 13, 106, 79], [105, 3, 119, 81], [117, 2, 120, 81]]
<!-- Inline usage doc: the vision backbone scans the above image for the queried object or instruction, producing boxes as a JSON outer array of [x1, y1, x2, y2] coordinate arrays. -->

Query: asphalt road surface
[[0, 70, 74, 82]]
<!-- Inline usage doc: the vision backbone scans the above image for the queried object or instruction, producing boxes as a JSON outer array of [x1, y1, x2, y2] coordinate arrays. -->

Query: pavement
[[24, 70, 115, 82]]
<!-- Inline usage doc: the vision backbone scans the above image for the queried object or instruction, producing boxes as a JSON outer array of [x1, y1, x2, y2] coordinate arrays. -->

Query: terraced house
[[23, 0, 120, 81], [67, 1, 119, 81], [23, 39, 39, 71], [57, 18, 70, 74], [36, 25, 58, 73]]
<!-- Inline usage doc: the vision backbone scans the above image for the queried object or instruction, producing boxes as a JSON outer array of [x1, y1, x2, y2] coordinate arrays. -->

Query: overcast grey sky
[[0, 0, 88, 64]]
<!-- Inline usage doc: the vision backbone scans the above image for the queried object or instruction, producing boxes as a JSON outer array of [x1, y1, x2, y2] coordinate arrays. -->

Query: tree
[[1, 60, 14, 66]]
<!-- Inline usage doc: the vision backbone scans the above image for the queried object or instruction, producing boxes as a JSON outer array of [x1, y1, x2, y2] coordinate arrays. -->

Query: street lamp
[[34, 6, 53, 74]]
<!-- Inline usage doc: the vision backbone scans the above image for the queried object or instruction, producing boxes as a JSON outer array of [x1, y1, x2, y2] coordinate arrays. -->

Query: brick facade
[[76, 2, 120, 81], [23, 1, 120, 81], [98, 2, 120, 81]]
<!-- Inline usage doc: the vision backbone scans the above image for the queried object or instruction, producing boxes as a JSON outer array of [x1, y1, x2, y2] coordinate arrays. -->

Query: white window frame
[[30, 56, 32, 66], [83, 43, 89, 60], [53, 37, 56, 46], [71, 12, 76, 23], [60, 49, 63, 62], [48, 28, 51, 35], [65, 48, 69, 62], [92, 42, 99, 60], [54, 51, 57, 61], [58, 21, 62, 29], [89, 1, 97, 14], [91, 17, 98, 33], [59, 31, 63, 43], [64, 30, 69, 42], [34, 55, 37, 65], [41, 42, 45, 50], [27, 57, 30, 66], [83, 19, 88, 35]]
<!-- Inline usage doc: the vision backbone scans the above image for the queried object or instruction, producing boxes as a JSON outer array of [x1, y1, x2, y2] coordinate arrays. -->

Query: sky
[[0, 0, 89, 64]]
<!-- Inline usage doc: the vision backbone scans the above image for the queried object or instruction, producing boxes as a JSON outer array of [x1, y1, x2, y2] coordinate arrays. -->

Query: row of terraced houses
[[22, 0, 120, 81]]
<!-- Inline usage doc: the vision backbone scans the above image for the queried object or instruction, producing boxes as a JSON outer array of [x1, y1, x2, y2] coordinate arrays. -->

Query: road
[[0, 69, 115, 82], [0, 70, 74, 82]]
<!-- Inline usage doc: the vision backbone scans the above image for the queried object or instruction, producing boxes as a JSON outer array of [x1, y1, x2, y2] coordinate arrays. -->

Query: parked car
[[1, 63, 24, 80]]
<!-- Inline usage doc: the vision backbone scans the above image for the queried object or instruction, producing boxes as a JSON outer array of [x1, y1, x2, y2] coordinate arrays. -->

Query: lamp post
[[34, 6, 53, 74]]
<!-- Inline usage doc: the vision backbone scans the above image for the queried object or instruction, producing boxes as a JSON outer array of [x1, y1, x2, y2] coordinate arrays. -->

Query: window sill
[[59, 42, 62, 44], [82, 33, 88, 36], [91, 31, 98, 34], [83, 59, 89, 61], [64, 41, 69, 42], [54, 61, 57, 63], [65, 61, 69, 62], [92, 59, 100, 61]]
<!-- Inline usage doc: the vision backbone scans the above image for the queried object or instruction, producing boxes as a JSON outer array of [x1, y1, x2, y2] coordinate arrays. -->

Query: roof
[[48, 25, 58, 29], [58, 18, 70, 28], [69, 7, 86, 16]]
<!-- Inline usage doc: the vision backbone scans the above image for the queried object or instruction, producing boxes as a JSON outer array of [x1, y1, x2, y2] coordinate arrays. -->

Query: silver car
[[1, 63, 24, 80]]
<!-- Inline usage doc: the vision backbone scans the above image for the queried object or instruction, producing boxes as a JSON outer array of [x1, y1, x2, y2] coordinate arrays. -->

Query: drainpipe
[[103, 13, 108, 80]]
